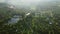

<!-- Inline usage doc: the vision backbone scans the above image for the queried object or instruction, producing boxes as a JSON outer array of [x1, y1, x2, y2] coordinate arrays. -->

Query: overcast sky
[[0, 0, 58, 4], [0, 0, 52, 4], [0, 0, 5, 3], [0, 0, 59, 7]]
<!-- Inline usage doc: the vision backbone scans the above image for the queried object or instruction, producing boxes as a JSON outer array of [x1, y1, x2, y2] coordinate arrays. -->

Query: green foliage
[[0, 13, 60, 34], [0, 3, 60, 34]]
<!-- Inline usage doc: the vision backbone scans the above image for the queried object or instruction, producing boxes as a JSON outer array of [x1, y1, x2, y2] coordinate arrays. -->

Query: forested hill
[[36, 0, 60, 14]]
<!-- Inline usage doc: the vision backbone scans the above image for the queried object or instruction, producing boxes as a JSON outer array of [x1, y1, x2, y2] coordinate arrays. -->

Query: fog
[[0, 0, 60, 11], [8, 0, 56, 6], [0, 0, 57, 6], [7, 0, 41, 7], [0, 0, 5, 3]]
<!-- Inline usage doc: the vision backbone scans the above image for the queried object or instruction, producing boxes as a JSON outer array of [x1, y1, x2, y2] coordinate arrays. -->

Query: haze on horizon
[[0, 0, 60, 10], [0, 0, 58, 6]]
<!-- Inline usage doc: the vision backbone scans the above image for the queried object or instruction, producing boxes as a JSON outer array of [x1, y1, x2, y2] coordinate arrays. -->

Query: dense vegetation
[[0, 2, 60, 34]]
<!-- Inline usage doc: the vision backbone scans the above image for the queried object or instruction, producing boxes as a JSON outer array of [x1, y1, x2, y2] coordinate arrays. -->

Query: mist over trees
[[0, 0, 60, 34]]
